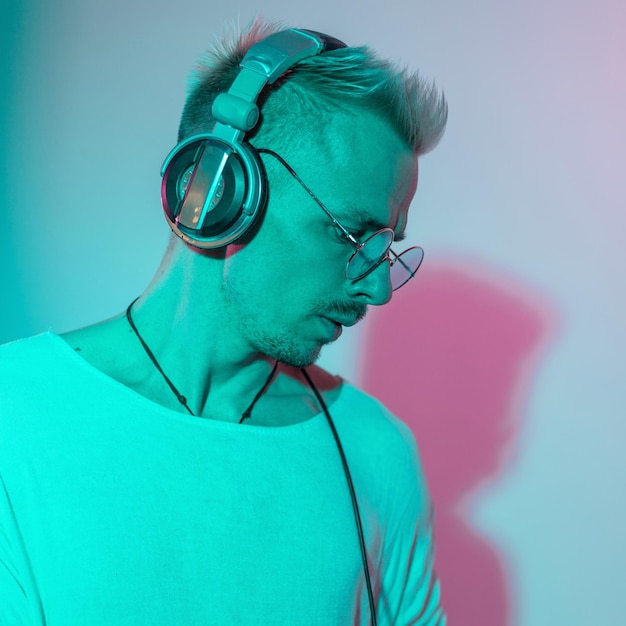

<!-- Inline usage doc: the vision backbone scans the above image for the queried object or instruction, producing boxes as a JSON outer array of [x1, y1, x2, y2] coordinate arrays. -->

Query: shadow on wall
[[359, 259, 555, 626]]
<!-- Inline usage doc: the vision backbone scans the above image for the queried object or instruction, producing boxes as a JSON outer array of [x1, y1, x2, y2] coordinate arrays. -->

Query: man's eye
[[332, 226, 352, 241], [346, 228, 366, 240], [331, 225, 365, 244]]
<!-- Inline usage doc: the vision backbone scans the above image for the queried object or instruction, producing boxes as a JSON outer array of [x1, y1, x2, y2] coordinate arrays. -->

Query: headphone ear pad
[[161, 134, 266, 249]]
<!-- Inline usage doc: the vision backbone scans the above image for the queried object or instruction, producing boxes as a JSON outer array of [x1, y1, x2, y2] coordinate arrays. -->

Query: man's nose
[[346, 260, 393, 306]]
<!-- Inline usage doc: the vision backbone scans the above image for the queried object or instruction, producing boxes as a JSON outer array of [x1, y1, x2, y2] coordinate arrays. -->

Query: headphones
[[160, 28, 346, 249]]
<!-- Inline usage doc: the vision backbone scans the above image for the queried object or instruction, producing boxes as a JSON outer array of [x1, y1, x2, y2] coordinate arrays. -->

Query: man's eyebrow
[[345, 208, 407, 242]]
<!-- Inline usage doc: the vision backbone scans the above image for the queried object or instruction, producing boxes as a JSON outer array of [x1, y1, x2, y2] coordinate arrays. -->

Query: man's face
[[220, 110, 418, 367]]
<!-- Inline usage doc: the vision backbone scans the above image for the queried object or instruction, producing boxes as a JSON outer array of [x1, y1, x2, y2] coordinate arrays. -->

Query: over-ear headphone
[[160, 28, 346, 249]]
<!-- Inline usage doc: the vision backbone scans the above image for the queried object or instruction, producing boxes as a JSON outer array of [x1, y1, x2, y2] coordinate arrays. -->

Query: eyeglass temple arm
[[257, 148, 362, 248]]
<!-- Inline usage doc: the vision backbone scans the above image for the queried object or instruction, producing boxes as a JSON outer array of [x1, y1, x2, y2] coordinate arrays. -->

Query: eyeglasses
[[258, 149, 424, 291]]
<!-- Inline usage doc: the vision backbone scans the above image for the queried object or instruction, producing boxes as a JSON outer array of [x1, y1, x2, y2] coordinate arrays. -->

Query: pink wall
[[360, 260, 555, 624]]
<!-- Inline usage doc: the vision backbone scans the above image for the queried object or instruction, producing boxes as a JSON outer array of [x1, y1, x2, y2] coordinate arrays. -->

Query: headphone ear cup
[[161, 135, 266, 249]]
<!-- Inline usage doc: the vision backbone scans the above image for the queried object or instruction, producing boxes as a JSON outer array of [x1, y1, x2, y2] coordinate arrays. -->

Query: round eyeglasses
[[347, 229, 424, 291], [258, 149, 425, 291]]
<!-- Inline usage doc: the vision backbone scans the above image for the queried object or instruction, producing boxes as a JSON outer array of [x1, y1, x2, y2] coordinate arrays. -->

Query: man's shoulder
[[337, 381, 409, 428], [0, 334, 76, 438], [334, 381, 419, 457], [0, 333, 75, 397], [0, 332, 63, 367], [332, 381, 431, 512]]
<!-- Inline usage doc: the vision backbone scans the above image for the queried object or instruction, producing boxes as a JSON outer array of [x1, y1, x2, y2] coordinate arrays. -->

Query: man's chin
[[288, 347, 322, 369], [259, 332, 340, 369], [275, 343, 324, 369]]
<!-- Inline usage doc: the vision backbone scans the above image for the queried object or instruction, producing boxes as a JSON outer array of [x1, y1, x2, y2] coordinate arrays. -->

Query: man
[[0, 20, 447, 625]]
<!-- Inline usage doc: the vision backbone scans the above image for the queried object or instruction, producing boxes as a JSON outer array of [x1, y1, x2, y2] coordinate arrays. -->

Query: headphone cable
[[300, 368, 377, 626]]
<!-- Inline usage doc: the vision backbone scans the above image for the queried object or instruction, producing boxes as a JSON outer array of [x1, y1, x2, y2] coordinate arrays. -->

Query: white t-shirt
[[0, 333, 445, 625]]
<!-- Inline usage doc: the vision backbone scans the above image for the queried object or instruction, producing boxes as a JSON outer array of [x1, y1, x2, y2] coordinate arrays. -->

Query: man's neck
[[61, 238, 342, 425], [61, 296, 341, 426]]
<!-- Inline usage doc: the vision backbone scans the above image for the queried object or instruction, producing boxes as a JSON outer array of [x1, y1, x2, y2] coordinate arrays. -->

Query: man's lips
[[323, 314, 363, 329], [328, 309, 367, 328], [319, 304, 367, 333], [328, 317, 356, 328]]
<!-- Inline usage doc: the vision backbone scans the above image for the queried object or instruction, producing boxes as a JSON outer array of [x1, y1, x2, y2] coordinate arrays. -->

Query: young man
[[0, 21, 447, 625]]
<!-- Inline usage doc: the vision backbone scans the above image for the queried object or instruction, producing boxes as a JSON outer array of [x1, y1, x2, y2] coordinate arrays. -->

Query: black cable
[[301, 368, 377, 626], [239, 360, 279, 423], [126, 298, 279, 423], [126, 298, 194, 416]]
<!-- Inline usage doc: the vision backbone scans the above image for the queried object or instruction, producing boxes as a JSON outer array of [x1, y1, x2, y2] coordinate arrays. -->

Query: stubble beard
[[245, 322, 326, 368], [221, 282, 367, 368], [221, 290, 325, 368], [243, 300, 367, 368]]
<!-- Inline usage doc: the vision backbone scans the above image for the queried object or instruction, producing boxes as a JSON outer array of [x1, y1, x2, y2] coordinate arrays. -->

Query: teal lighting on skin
[[257, 148, 424, 291]]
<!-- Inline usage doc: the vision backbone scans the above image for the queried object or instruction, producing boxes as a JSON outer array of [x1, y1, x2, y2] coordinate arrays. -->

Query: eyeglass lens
[[347, 230, 424, 291], [389, 247, 424, 290], [346, 230, 393, 280]]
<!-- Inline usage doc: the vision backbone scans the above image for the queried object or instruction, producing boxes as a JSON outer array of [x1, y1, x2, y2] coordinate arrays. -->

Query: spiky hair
[[178, 18, 447, 154]]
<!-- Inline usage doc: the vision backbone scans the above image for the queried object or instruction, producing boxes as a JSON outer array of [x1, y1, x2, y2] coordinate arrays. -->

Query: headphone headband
[[211, 29, 336, 138]]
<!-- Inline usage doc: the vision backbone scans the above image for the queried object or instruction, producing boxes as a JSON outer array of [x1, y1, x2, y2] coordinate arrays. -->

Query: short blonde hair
[[178, 19, 447, 155]]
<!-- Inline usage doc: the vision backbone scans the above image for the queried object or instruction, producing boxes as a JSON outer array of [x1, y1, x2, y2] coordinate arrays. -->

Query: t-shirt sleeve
[[376, 422, 446, 626]]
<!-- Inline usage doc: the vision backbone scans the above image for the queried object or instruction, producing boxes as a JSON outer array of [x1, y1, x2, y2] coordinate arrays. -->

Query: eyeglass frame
[[257, 148, 424, 291]]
